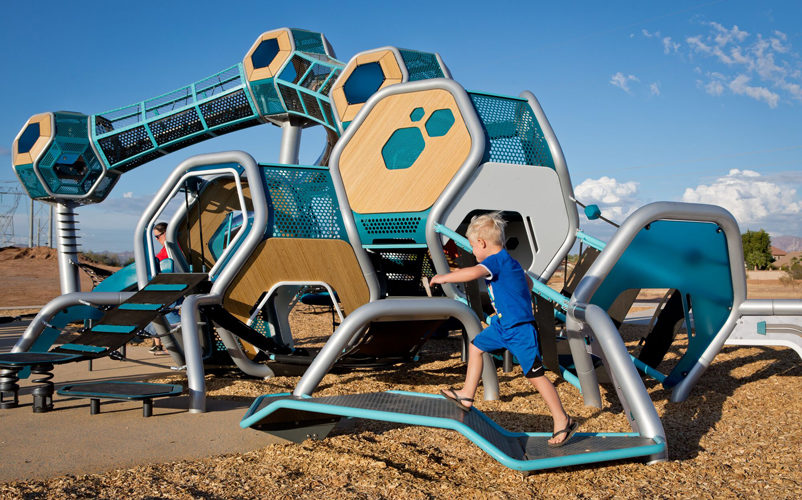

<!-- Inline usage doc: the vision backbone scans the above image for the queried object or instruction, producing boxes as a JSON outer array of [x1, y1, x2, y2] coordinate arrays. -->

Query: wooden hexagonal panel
[[332, 48, 405, 125], [13, 112, 52, 166], [243, 29, 293, 82], [338, 88, 472, 214]]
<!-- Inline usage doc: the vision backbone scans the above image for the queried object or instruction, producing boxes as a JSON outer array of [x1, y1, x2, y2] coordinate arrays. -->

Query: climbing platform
[[240, 391, 665, 472], [58, 381, 183, 417]]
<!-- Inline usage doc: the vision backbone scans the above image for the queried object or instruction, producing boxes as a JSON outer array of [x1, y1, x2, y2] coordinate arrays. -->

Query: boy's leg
[[527, 372, 572, 445], [447, 342, 486, 408]]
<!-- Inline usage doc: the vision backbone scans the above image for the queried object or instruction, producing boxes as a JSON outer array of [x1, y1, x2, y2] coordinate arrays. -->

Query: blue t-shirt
[[479, 249, 535, 328]]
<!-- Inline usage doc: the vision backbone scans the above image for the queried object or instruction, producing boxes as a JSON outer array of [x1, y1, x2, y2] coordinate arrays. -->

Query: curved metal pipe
[[12, 291, 135, 352], [293, 297, 499, 399]]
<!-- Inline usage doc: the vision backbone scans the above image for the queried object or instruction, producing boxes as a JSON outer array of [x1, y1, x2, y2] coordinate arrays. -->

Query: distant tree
[[742, 230, 773, 270]]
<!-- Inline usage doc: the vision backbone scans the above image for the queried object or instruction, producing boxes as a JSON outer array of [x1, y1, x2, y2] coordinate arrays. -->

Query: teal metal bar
[[144, 284, 187, 291], [434, 223, 472, 252], [118, 303, 163, 311], [629, 355, 667, 383], [91, 324, 136, 333], [59, 344, 107, 353], [576, 230, 606, 251], [558, 365, 582, 392]]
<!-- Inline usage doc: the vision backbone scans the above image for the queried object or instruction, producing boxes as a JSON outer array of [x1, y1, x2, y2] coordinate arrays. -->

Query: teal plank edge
[[241, 391, 665, 471], [144, 284, 187, 291], [576, 230, 607, 251], [118, 303, 163, 311], [363, 243, 428, 250], [629, 355, 668, 383], [59, 344, 107, 353], [91, 324, 136, 333]]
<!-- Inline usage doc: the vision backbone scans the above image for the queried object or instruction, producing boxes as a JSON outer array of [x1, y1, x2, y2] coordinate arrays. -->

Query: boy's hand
[[430, 274, 447, 285]]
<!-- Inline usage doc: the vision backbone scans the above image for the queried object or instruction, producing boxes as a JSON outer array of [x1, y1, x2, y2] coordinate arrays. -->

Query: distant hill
[[771, 235, 802, 252]]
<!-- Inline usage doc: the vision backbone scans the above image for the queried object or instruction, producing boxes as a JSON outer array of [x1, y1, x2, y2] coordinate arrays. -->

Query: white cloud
[[575, 176, 641, 223], [654, 22, 802, 106], [123, 191, 133, 199], [610, 72, 639, 93], [649, 82, 661, 96], [728, 74, 779, 108], [662, 36, 680, 54], [642, 29, 661, 38], [682, 169, 801, 224]]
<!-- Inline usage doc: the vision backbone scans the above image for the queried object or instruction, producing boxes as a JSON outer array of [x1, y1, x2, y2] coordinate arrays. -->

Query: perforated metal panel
[[278, 84, 304, 114], [149, 108, 204, 146], [98, 126, 152, 166], [262, 166, 346, 240], [355, 213, 429, 244], [250, 80, 286, 116], [200, 90, 254, 127], [469, 93, 554, 168], [300, 92, 325, 122], [291, 29, 326, 55], [398, 50, 445, 81]]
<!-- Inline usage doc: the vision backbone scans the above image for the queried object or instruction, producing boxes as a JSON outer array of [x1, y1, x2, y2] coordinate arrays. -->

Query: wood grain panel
[[223, 238, 370, 325], [338, 88, 472, 214], [177, 178, 252, 272]]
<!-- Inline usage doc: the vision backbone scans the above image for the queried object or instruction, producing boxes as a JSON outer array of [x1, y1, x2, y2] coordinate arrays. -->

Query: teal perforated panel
[[398, 50, 445, 81], [13, 164, 48, 199], [262, 165, 346, 240], [291, 29, 327, 55], [354, 211, 429, 245], [468, 93, 554, 168], [250, 78, 286, 115]]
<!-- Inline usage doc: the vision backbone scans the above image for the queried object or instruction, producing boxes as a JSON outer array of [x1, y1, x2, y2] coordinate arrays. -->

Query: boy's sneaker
[[149, 345, 164, 353]]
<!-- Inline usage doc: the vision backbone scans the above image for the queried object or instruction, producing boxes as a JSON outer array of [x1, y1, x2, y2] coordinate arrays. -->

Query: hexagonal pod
[[12, 112, 53, 167], [243, 28, 294, 82], [330, 48, 404, 125]]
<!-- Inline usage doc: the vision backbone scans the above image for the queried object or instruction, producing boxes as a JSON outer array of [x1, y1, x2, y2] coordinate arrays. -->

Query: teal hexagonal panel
[[425, 109, 455, 137], [382, 127, 425, 170], [409, 107, 425, 122]]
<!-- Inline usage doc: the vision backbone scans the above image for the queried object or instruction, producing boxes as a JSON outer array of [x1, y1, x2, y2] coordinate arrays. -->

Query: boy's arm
[[430, 265, 490, 285]]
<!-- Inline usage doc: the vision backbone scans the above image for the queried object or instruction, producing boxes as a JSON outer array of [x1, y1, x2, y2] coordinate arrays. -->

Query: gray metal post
[[279, 122, 302, 165], [55, 202, 81, 294], [293, 298, 499, 400], [574, 304, 667, 462], [28, 199, 33, 248], [48, 203, 53, 248]]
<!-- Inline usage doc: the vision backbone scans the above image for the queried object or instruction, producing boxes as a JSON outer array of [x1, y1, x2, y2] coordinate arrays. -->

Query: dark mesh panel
[[468, 93, 554, 168], [300, 92, 324, 122], [212, 117, 262, 136], [262, 166, 345, 239], [112, 151, 163, 173], [278, 84, 304, 113], [200, 89, 254, 127], [150, 108, 204, 146], [97, 126, 152, 166], [300, 63, 332, 92], [320, 69, 340, 96], [398, 50, 445, 81], [320, 100, 336, 128]]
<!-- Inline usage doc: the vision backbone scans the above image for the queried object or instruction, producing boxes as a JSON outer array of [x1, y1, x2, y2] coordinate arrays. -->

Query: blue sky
[[1, 0, 801, 251]]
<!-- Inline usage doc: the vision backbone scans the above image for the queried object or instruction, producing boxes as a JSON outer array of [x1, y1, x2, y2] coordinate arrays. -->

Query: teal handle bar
[[434, 223, 570, 310], [576, 230, 606, 251]]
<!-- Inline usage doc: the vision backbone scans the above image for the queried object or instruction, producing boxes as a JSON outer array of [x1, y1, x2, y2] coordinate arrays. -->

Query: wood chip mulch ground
[[1, 305, 800, 499]]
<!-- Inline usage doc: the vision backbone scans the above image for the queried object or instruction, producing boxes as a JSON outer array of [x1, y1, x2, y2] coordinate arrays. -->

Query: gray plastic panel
[[524, 434, 655, 458]]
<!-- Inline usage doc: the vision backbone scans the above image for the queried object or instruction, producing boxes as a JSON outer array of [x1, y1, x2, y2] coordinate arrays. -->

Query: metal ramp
[[240, 391, 665, 472]]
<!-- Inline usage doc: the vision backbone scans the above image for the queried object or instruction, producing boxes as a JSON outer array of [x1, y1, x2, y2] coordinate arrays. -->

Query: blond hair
[[466, 212, 506, 246]]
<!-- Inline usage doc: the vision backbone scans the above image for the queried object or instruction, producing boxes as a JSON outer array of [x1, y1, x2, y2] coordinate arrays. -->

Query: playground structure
[[3, 27, 801, 472]]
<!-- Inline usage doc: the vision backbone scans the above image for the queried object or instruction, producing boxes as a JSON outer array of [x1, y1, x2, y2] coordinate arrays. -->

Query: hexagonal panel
[[17, 123, 40, 154], [331, 48, 404, 125], [409, 107, 425, 122], [251, 38, 280, 70], [381, 127, 425, 170], [343, 62, 385, 104], [425, 109, 455, 137], [243, 29, 293, 82]]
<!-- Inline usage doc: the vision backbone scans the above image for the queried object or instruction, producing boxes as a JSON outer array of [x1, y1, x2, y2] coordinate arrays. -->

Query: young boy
[[430, 213, 577, 447]]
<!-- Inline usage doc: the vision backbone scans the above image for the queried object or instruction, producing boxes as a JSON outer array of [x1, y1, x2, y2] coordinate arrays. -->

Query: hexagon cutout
[[331, 48, 404, 124], [409, 107, 425, 122], [243, 29, 293, 81], [425, 109, 455, 137], [343, 62, 384, 104], [381, 127, 425, 170], [13, 113, 52, 166], [251, 38, 280, 70]]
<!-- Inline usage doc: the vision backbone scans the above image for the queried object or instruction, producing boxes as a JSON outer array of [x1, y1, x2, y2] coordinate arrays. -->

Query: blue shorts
[[472, 320, 541, 375]]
